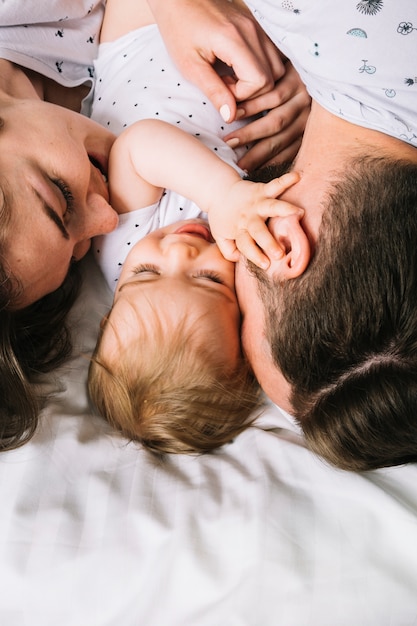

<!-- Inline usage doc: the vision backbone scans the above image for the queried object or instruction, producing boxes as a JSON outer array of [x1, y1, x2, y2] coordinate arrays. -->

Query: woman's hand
[[224, 61, 311, 172], [147, 0, 286, 122]]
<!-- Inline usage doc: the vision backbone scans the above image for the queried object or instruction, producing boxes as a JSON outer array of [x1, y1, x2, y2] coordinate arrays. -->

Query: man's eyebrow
[[41, 201, 70, 240]]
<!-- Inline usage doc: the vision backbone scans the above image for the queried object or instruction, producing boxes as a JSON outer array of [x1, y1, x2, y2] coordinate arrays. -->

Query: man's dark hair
[[252, 155, 417, 471]]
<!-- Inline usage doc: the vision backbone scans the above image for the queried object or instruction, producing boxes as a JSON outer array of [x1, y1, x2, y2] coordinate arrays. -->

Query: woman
[[0, 1, 117, 449]]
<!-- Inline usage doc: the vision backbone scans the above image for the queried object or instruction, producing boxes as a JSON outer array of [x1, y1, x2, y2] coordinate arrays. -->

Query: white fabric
[[0, 0, 104, 113], [2, 7, 417, 624], [246, 0, 417, 145], [1, 254, 417, 625], [91, 25, 249, 289], [91, 25, 250, 164]]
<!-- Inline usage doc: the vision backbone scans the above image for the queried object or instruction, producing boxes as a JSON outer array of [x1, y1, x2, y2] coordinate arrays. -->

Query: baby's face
[[115, 218, 236, 295], [101, 219, 241, 367]]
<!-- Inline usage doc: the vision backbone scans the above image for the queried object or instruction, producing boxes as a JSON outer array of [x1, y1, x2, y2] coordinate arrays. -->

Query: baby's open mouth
[[174, 222, 213, 242]]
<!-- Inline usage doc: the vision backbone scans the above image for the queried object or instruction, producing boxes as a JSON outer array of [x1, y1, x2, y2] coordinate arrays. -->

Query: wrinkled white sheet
[[1, 253, 417, 626]]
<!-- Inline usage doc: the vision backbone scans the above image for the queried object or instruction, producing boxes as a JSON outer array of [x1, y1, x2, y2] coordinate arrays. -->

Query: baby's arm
[[107, 129, 164, 215], [108, 119, 302, 267]]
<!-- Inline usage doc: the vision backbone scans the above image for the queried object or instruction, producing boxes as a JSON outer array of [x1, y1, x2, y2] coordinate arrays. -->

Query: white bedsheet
[[1, 253, 417, 625]]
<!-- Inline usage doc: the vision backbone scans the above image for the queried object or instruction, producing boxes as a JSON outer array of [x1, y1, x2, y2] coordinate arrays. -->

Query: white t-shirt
[[0, 0, 104, 115], [246, 0, 417, 145]]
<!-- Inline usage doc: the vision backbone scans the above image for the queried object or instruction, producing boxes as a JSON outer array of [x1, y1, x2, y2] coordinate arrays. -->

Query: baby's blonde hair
[[88, 313, 262, 454]]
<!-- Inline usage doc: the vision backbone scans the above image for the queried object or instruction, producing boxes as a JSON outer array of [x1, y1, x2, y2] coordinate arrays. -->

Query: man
[[150, 0, 417, 471]]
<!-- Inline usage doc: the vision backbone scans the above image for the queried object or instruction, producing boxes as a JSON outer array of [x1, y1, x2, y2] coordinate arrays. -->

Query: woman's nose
[[82, 192, 119, 239], [72, 194, 119, 261]]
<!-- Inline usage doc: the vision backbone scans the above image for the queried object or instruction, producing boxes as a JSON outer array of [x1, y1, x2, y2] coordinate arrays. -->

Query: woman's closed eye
[[53, 178, 75, 219]]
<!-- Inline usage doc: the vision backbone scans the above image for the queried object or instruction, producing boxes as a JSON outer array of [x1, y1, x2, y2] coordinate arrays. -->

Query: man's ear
[[267, 214, 311, 279]]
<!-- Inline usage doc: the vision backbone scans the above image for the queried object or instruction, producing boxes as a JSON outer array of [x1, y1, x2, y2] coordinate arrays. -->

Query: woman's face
[[0, 97, 119, 307]]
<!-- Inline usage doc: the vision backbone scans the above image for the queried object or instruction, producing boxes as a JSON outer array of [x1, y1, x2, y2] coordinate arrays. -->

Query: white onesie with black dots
[[91, 24, 251, 292]]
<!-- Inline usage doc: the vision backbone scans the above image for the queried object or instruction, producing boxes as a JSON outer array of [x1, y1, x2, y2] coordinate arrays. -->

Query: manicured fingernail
[[220, 104, 231, 122], [226, 137, 240, 148], [236, 108, 246, 119]]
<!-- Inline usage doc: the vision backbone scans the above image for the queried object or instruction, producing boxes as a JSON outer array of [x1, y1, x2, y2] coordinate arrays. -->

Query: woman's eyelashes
[[53, 178, 75, 219]]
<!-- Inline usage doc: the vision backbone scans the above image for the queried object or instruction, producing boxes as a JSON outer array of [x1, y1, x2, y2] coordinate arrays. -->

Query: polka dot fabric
[[91, 24, 251, 291], [91, 24, 252, 167]]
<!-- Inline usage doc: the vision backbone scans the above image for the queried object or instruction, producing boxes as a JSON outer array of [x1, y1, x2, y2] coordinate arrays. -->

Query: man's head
[[237, 154, 417, 471]]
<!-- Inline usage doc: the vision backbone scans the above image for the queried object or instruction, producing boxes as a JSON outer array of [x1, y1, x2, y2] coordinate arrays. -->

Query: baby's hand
[[209, 171, 303, 268]]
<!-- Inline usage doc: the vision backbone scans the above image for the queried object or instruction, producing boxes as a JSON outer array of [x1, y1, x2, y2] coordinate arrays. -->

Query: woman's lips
[[87, 158, 110, 202], [89, 153, 108, 180]]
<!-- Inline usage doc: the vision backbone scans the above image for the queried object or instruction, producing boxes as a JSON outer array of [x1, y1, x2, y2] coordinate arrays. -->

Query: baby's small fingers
[[216, 237, 239, 262], [235, 230, 271, 269], [264, 171, 299, 195], [247, 222, 285, 260], [256, 198, 304, 220]]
